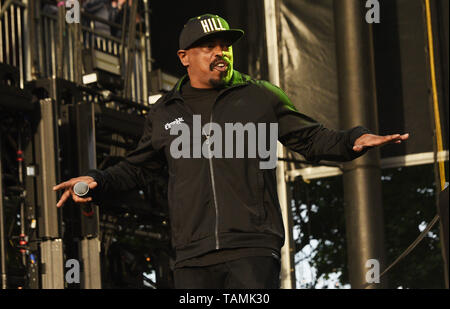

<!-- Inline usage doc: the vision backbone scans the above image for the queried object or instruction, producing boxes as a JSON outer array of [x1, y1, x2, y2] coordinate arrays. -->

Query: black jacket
[[87, 70, 370, 264]]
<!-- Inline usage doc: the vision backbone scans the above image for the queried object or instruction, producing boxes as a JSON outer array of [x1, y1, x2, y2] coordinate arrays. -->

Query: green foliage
[[292, 163, 446, 288]]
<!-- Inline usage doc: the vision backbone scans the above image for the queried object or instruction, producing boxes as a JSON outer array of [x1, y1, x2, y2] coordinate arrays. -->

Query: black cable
[[362, 214, 440, 289]]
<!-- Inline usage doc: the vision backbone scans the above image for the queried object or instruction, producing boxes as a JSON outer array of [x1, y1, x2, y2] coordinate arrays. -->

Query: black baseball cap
[[179, 14, 244, 50]]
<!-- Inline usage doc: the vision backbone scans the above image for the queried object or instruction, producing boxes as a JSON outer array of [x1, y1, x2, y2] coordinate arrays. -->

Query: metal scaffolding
[[0, 0, 167, 289]]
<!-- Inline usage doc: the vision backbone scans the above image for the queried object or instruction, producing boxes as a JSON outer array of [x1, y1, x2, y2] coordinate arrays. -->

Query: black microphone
[[73, 181, 90, 197]]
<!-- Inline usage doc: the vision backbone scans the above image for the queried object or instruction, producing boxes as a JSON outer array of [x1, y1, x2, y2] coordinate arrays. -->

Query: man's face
[[178, 37, 234, 89]]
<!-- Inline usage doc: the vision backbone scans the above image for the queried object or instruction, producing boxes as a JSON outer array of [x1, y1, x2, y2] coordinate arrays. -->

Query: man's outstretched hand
[[353, 133, 409, 152], [53, 176, 97, 208]]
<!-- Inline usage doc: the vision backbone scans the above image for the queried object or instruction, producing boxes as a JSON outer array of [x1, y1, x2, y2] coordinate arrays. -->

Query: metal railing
[[0, 0, 27, 88]]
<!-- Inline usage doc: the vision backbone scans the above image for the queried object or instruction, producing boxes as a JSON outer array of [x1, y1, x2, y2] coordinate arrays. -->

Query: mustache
[[209, 57, 230, 71]]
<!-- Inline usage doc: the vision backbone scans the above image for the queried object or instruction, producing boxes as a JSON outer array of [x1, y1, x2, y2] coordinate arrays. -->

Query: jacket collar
[[164, 70, 252, 105]]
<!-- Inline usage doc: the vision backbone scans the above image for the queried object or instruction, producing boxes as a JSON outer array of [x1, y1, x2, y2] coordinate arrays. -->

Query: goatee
[[209, 77, 226, 89], [208, 70, 227, 89]]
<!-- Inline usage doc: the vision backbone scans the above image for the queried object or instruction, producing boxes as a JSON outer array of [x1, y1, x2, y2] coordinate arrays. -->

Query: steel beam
[[75, 101, 102, 289], [35, 97, 64, 288], [334, 0, 387, 289]]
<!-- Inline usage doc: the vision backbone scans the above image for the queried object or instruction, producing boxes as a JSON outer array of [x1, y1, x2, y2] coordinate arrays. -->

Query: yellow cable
[[425, 0, 446, 191]]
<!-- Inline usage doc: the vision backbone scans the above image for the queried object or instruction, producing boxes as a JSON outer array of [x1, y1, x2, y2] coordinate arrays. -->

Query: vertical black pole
[[72, 21, 83, 84], [0, 131, 7, 289], [123, 0, 139, 99], [75, 101, 102, 289], [56, 3, 65, 79], [334, 0, 387, 288], [437, 187, 449, 288]]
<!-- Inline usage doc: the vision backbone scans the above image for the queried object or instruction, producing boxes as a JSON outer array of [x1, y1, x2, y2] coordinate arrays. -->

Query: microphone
[[73, 181, 90, 197], [73, 182, 94, 216]]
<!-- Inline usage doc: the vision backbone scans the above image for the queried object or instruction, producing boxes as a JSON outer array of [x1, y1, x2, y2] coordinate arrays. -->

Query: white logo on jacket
[[165, 117, 184, 130], [169, 115, 278, 170]]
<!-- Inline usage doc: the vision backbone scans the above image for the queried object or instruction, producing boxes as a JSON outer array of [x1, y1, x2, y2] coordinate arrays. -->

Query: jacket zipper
[[175, 98, 221, 250], [206, 85, 249, 251], [204, 115, 220, 250]]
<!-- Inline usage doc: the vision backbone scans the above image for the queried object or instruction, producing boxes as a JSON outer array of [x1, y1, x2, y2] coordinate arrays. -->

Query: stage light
[[83, 72, 98, 85], [149, 94, 163, 104], [26, 165, 36, 177]]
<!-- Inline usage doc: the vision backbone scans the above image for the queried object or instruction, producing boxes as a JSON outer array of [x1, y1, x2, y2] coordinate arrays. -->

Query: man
[[82, 0, 113, 35], [53, 14, 409, 289]]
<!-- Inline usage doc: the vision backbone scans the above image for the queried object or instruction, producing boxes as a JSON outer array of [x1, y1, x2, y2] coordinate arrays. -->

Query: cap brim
[[187, 29, 244, 49]]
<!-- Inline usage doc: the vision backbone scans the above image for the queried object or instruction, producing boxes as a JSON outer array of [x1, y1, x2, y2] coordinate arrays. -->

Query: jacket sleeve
[[258, 80, 371, 162], [85, 108, 166, 201]]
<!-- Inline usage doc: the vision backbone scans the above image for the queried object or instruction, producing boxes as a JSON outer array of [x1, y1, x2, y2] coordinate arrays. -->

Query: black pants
[[173, 256, 280, 289]]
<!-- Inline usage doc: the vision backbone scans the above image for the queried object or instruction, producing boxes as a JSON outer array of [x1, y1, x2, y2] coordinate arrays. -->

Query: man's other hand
[[53, 176, 98, 208], [353, 133, 410, 152]]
